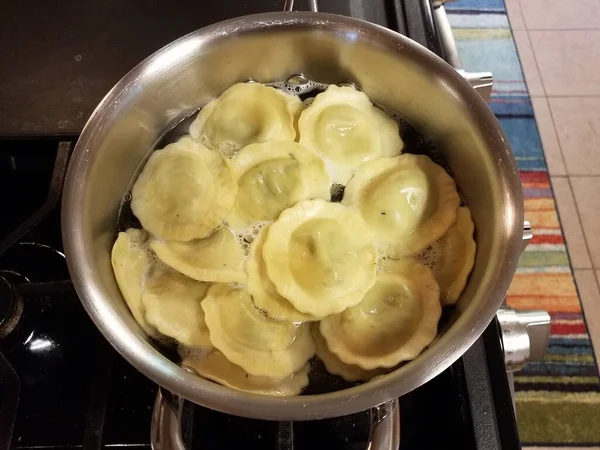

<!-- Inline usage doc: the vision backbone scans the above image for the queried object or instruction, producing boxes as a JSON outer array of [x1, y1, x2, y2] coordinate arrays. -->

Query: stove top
[[0, 1, 521, 449]]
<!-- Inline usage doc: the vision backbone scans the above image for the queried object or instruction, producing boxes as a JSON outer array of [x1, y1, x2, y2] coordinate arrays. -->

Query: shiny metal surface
[[284, 0, 319, 12], [497, 308, 551, 371], [368, 400, 400, 450], [150, 390, 399, 450], [62, 12, 523, 419], [433, 5, 493, 100], [151, 390, 186, 450]]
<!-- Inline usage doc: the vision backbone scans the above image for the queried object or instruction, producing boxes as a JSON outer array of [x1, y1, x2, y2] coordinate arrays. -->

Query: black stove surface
[[0, 1, 520, 449]]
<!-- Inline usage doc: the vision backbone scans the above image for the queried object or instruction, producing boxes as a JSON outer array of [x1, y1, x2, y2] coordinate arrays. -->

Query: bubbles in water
[[416, 240, 445, 275], [229, 221, 270, 258], [268, 76, 329, 98], [330, 184, 345, 203], [178, 344, 209, 361], [376, 255, 387, 272]]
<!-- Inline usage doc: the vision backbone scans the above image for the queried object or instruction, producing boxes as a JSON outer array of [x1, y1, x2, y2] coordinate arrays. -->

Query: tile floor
[[506, 0, 600, 358]]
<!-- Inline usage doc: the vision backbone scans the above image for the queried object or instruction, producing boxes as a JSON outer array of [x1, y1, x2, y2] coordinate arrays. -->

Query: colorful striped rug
[[445, 0, 600, 446]]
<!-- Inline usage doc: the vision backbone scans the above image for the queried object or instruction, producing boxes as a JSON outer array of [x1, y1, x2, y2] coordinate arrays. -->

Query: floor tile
[[505, 0, 525, 30], [531, 97, 566, 175], [512, 30, 545, 96], [548, 97, 600, 176], [520, 0, 600, 30], [574, 270, 600, 365], [551, 177, 592, 269], [529, 31, 600, 96], [571, 177, 600, 268]]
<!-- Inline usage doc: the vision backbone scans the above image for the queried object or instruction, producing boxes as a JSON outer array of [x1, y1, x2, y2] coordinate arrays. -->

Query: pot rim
[[62, 11, 522, 420]]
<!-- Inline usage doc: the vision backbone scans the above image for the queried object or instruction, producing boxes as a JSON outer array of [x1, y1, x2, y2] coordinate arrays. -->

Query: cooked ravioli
[[150, 227, 245, 283], [131, 135, 236, 242], [320, 259, 441, 370], [111, 228, 157, 337], [342, 154, 460, 257], [436, 207, 476, 305], [190, 83, 302, 154], [228, 141, 330, 230], [262, 199, 377, 318], [298, 85, 403, 184], [312, 326, 386, 382], [247, 226, 318, 322], [202, 284, 315, 378], [141, 267, 211, 347], [182, 350, 310, 396]]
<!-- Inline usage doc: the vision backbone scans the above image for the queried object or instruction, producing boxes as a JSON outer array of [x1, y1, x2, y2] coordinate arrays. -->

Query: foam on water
[[415, 239, 445, 276], [229, 220, 270, 258], [178, 344, 210, 362]]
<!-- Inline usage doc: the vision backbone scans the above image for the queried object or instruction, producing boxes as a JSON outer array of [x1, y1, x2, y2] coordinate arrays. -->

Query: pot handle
[[283, 0, 318, 12], [432, 4, 493, 100]]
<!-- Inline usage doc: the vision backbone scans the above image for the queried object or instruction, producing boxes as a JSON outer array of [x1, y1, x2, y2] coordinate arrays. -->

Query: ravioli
[[262, 199, 377, 318], [131, 135, 236, 242], [247, 226, 318, 322], [436, 207, 477, 305], [298, 85, 403, 184], [227, 141, 331, 230], [342, 154, 460, 257], [141, 267, 211, 347], [202, 284, 315, 378], [111, 228, 157, 337], [190, 83, 302, 154], [320, 259, 441, 370], [312, 326, 386, 382], [150, 227, 245, 283], [182, 350, 310, 396]]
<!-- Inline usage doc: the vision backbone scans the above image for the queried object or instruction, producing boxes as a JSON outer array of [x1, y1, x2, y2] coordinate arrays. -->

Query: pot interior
[[63, 12, 523, 420]]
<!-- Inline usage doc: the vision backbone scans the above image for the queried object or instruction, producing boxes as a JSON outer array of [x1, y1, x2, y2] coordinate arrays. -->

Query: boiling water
[[116, 75, 464, 392]]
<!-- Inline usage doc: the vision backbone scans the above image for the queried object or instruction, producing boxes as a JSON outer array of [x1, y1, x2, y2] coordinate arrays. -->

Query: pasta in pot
[[320, 259, 441, 370], [141, 267, 212, 348], [190, 82, 302, 154], [247, 225, 319, 323], [342, 153, 460, 257], [112, 80, 475, 396], [131, 135, 236, 242], [227, 141, 330, 231], [298, 85, 403, 184], [111, 228, 158, 338], [201, 283, 315, 379], [150, 226, 246, 284], [182, 350, 310, 397], [262, 199, 377, 318]]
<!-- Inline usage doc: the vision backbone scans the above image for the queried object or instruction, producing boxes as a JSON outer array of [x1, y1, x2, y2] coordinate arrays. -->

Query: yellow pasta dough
[[182, 350, 310, 396], [342, 154, 460, 257], [435, 207, 477, 305], [247, 225, 318, 322], [227, 141, 330, 230], [111, 228, 157, 337], [131, 135, 236, 241], [262, 199, 377, 318], [320, 259, 441, 370], [298, 85, 403, 184], [202, 284, 315, 378], [312, 325, 386, 382], [150, 226, 245, 283], [190, 82, 302, 154], [141, 267, 211, 347]]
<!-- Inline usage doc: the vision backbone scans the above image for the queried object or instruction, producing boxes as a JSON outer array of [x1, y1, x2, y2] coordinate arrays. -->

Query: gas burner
[[0, 241, 68, 283], [151, 390, 400, 450], [0, 275, 22, 340]]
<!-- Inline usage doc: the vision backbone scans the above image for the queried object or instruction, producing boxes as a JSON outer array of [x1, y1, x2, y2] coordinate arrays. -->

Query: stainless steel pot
[[61, 5, 523, 420]]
